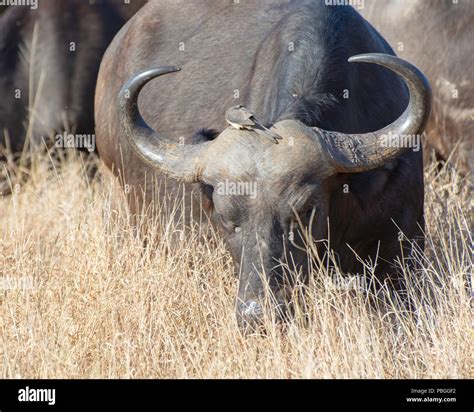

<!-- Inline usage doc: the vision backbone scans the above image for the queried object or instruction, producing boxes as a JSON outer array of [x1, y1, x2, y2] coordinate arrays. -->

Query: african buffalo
[[0, 0, 146, 192], [95, 0, 432, 329], [361, 0, 473, 175]]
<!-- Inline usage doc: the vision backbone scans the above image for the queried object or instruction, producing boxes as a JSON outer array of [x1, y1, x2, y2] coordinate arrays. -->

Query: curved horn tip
[[162, 66, 181, 72], [119, 66, 181, 101], [348, 53, 397, 64], [143, 66, 181, 77]]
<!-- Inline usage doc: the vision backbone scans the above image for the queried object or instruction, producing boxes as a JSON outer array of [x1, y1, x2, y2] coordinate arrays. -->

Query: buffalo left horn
[[118, 67, 213, 183]]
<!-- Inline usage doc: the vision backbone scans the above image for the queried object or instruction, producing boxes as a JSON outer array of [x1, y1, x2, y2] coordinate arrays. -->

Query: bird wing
[[238, 116, 258, 127], [226, 109, 256, 127]]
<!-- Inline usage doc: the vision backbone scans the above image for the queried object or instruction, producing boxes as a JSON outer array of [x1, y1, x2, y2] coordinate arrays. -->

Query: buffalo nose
[[236, 300, 264, 331]]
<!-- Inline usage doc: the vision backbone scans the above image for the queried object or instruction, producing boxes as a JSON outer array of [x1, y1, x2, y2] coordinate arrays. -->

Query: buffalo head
[[117, 54, 432, 330]]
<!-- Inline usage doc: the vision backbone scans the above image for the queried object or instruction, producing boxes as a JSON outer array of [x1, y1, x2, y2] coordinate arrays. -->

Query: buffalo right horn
[[315, 53, 432, 173]]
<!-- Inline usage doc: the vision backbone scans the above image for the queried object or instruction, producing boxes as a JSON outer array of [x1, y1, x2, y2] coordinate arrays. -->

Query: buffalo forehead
[[207, 122, 321, 182]]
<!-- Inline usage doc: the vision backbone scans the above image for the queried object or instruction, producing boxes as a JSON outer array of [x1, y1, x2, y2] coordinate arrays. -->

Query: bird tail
[[258, 125, 282, 142]]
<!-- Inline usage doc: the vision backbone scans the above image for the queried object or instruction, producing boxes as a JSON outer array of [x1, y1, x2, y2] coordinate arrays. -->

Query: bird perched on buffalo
[[225, 105, 282, 143]]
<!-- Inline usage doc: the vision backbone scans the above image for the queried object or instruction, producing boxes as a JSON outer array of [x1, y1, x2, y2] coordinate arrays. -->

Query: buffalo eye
[[218, 215, 241, 234]]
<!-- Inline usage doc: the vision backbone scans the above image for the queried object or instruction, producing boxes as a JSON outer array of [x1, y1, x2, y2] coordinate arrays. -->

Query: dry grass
[[0, 150, 472, 379]]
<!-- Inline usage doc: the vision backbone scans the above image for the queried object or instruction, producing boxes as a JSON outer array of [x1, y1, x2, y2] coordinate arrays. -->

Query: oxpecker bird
[[225, 105, 282, 143]]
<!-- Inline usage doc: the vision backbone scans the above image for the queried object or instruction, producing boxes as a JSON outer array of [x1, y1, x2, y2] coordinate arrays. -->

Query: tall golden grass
[[0, 149, 471, 378]]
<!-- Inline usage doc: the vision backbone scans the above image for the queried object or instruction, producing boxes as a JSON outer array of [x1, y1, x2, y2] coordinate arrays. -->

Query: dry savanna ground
[[0, 147, 472, 378]]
